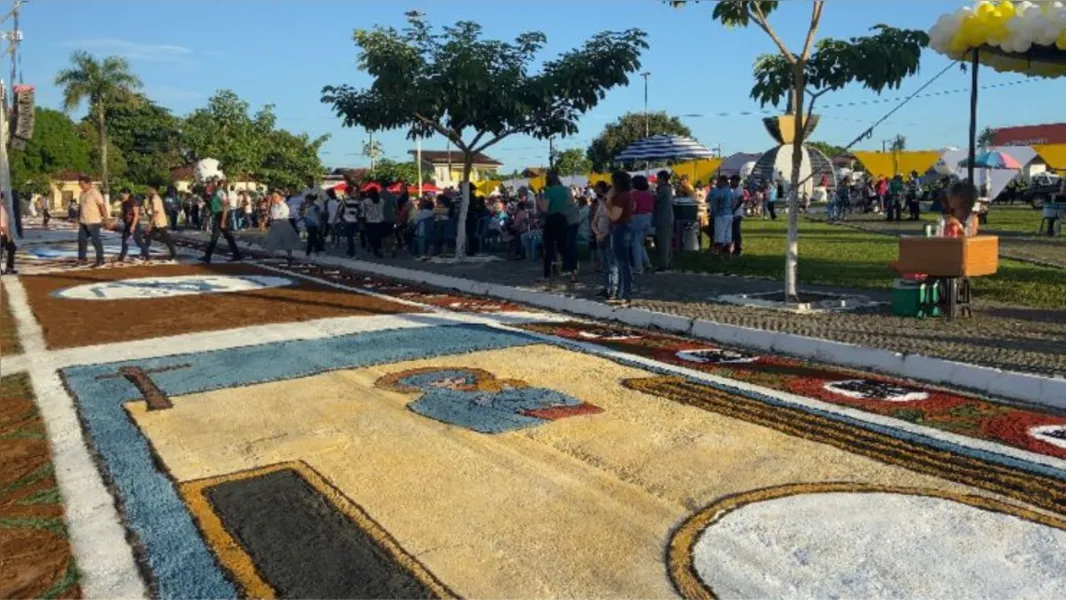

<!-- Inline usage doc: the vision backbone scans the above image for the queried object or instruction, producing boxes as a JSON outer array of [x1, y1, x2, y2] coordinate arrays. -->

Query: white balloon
[[936, 14, 955, 30]]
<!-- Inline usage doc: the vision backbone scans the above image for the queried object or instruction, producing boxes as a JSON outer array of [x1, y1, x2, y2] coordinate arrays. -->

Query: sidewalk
[[183, 228, 1066, 381]]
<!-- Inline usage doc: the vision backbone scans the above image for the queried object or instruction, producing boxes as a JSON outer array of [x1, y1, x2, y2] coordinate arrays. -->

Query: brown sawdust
[[0, 282, 22, 356], [19, 263, 425, 349]]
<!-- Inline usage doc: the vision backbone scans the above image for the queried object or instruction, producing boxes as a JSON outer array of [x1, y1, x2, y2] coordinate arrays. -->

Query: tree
[[977, 127, 997, 149], [890, 134, 906, 152], [258, 129, 329, 191], [586, 112, 692, 172], [322, 12, 647, 257], [362, 138, 384, 170], [182, 90, 276, 180], [366, 159, 423, 184], [554, 148, 592, 176], [670, 1, 927, 300], [10, 108, 93, 195], [54, 51, 142, 197], [98, 93, 183, 187]]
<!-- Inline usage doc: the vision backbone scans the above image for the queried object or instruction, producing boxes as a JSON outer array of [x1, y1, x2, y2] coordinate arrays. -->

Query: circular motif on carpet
[[675, 349, 759, 365], [824, 379, 929, 402], [668, 483, 1066, 600], [1030, 425, 1066, 449], [53, 274, 294, 300], [24, 244, 167, 260]]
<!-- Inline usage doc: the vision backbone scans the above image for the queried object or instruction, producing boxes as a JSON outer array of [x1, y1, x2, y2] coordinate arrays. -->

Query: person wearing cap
[[76, 174, 107, 267], [117, 188, 149, 262]]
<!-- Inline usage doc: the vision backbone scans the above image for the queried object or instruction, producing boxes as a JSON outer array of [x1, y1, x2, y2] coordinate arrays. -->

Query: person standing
[[286, 189, 303, 233], [539, 171, 574, 284], [76, 174, 107, 267], [340, 189, 362, 258], [262, 190, 302, 263], [380, 182, 397, 257], [730, 175, 746, 257], [607, 171, 634, 305], [144, 184, 178, 261], [361, 188, 385, 258], [200, 180, 243, 263], [591, 181, 616, 299], [116, 189, 148, 263], [630, 175, 654, 275], [654, 170, 674, 271], [888, 174, 904, 221], [164, 185, 180, 230], [709, 176, 734, 256], [1, 200, 16, 275], [765, 182, 778, 220]]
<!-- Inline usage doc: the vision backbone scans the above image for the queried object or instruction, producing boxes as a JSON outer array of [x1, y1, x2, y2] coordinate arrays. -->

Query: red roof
[[409, 150, 502, 166], [991, 123, 1066, 146]]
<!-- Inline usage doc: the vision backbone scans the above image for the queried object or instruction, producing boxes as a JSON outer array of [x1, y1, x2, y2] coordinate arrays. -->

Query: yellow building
[[37, 170, 100, 212], [409, 150, 501, 188]]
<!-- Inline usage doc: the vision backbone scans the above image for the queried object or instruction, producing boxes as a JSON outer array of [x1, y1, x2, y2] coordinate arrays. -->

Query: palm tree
[[54, 51, 142, 198], [889, 134, 906, 152]]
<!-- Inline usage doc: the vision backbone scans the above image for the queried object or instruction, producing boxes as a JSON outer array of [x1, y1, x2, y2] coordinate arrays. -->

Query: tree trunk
[[785, 64, 806, 301], [455, 155, 474, 259], [98, 110, 110, 201]]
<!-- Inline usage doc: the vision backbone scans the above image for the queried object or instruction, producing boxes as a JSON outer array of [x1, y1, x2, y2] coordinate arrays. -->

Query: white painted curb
[[187, 234, 1066, 411]]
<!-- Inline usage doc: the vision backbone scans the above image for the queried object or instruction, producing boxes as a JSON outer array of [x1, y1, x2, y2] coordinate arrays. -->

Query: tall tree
[[182, 90, 276, 180], [258, 129, 329, 191], [977, 127, 997, 149], [54, 51, 142, 198], [323, 12, 647, 257], [670, 1, 928, 300], [890, 134, 907, 152], [98, 93, 184, 187], [10, 108, 93, 196], [554, 148, 592, 176], [366, 159, 423, 184], [586, 112, 692, 172]]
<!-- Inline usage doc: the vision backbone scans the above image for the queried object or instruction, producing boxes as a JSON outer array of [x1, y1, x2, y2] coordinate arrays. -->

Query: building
[[37, 170, 100, 211], [991, 123, 1066, 146], [169, 164, 263, 194], [409, 150, 502, 188]]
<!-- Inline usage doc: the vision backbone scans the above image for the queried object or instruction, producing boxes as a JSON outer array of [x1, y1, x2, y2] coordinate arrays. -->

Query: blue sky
[[20, 0, 1065, 172]]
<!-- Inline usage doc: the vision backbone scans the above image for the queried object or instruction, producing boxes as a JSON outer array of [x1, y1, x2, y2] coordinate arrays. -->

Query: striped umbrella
[[614, 135, 717, 162], [957, 150, 1023, 170]]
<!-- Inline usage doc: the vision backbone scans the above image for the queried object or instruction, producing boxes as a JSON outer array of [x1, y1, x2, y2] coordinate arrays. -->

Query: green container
[[891, 280, 940, 318]]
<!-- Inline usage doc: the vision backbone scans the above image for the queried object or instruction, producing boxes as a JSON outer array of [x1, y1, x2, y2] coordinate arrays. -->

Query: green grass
[[674, 217, 1066, 309]]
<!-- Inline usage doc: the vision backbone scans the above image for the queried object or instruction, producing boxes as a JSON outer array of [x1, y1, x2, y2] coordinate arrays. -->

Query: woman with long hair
[[608, 171, 635, 305], [630, 175, 654, 273]]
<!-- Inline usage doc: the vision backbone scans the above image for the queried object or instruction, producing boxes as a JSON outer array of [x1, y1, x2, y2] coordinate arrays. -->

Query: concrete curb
[[187, 234, 1066, 411]]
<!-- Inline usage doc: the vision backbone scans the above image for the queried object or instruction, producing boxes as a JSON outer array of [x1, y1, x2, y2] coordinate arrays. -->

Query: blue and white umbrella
[[614, 135, 717, 162]]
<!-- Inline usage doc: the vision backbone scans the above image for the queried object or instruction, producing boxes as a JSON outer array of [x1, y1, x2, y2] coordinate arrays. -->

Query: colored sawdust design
[[1, 283, 21, 356], [173, 238, 522, 313], [376, 367, 602, 433], [623, 376, 1066, 516], [0, 373, 82, 599], [20, 262, 423, 349], [523, 321, 1066, 459], [180, 462, 456, 599], [667, 482, 1066, 600]]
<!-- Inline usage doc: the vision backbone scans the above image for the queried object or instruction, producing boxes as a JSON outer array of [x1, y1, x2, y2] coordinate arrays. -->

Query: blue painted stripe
[[61, 324, 538, 599]]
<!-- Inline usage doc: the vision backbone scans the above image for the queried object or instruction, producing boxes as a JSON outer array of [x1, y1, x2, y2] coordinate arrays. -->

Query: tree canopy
[[585, 112, 692, 172], [10, 108, 93, 196], [322, 12, 647, 255], [553, 148, 592, 176], [97, 94, 184, 188], [365, 159, 423, 184]]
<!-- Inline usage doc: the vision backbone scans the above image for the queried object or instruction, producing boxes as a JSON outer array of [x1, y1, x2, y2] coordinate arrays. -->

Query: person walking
[[262, 190, 302, 263], [116, 188, 149, 263], [144, 184, 178, 261], [200, 180, 243, 263], [539, 171, 575, 284], [76, 174, 107, 267], [607, 171, 635, 305], [654, 170, 674, 271], [302, 194, 324, 257]]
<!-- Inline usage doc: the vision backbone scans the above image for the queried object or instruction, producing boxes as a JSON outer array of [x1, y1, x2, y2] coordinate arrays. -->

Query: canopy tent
[[928, 0, 1066, 183], [668, 158, 723, 184], [614, 135, 717, 162], [718, 152, 763, 177], [1034, 143, 1066, 171], [851, 151, 942, 179]]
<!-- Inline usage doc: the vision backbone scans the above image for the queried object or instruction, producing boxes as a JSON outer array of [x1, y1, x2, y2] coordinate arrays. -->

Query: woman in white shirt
[[261, 190, 302, 263], [361, 188, 385, 258]]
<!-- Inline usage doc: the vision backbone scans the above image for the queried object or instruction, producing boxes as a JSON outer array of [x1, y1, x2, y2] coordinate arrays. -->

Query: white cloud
[[59, 38, 194, 62]]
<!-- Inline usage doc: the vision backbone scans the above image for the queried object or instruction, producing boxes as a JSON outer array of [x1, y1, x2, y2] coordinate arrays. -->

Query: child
[[943, 181, 979, 238]]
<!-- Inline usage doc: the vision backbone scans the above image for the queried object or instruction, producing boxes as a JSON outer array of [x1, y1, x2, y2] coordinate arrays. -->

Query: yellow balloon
[[1057, 31, 1066, 51], [998, 0, 1015, 18], [976, 2, 995, 18]]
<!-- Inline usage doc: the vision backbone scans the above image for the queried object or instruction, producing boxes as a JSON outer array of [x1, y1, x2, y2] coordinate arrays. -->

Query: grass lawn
[[0, 283, 21, 356], [673, 217, 1066, 309]]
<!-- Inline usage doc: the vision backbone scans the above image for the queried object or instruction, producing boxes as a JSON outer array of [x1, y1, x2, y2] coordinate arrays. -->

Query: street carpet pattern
[[172, 238, 523, 313], [57, 323, 1066, 599], [0, 373, 82, 599], [520, 321, 1066, 460], [19, 262, 423, 348]]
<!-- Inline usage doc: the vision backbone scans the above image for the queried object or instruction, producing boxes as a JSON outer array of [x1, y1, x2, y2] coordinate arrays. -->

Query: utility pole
[[641, 71, 651, 138], [368, 131, 376, 170], [416, 138, 423, 197], [548, 136, 554, 170]]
